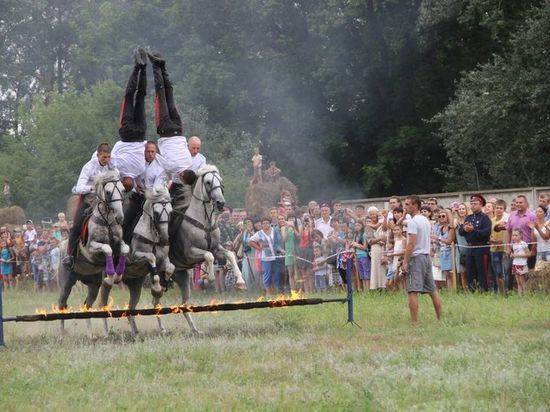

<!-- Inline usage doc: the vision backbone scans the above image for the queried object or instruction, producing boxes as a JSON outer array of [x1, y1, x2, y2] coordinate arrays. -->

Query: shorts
[[314, 275, 327, 291], [406, 254, 436, 294], [512, 264, 528, 276]]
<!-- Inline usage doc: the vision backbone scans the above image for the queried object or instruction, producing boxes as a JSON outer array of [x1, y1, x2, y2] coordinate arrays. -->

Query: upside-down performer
[[147, 51, 194, 212], [63, 143, 113, 269]]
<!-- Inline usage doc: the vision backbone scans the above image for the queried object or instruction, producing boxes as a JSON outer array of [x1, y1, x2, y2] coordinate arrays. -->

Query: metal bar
[[0, 283, 5, 346], [2, 297, 347, 323]]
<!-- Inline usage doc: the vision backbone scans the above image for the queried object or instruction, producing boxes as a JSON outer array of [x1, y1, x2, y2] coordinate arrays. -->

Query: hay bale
[[245, 177, 298, 217], [0, 205, 26, 226], [525, 261, 550, 293]]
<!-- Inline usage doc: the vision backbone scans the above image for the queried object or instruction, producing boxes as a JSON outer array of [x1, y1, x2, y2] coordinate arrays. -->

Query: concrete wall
[[341, 186, 550, 210]]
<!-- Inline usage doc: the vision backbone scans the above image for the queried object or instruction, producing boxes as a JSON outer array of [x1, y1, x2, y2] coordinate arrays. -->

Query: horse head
[[93, 169, 125, 225], [144, 186, 172, 244], [194, 164, 225, 211]]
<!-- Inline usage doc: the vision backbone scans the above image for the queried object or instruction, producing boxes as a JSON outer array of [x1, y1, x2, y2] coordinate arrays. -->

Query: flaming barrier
[[0, 277, 356, 346], [2, 298, 347, 323]]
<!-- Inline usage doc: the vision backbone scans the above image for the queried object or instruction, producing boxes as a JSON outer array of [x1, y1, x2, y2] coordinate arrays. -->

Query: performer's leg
[[65, 196, 92, 262], [118, 66, 139, 141], [134, 65, 147, 137], [122, 192, 145, 245], [161, 64, 183, 131], [149, 51, 180, 137]]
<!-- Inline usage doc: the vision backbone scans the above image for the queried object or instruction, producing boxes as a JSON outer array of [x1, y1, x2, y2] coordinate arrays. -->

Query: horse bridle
[[142, 199, 172, 246], [189, 170, 224, 242], [96, 180, 124, 224], [193, 170, 224, 204]]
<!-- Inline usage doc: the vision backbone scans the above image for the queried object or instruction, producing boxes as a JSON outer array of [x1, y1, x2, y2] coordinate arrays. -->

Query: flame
[[35, 308, 48, 315], [255, 296, 265, 302], [290, 290, 304, 300], [170, 305, 181, 314]]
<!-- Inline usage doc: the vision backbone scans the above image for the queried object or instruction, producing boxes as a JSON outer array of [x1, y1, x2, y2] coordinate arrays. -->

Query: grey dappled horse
[[162, 164, 246, 333], [57, 170, 129, 337], [98, 186, 174, 336]]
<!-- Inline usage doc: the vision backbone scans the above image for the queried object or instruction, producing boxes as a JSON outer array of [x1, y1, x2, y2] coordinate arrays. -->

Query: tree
[[433, 2, 550, 190]]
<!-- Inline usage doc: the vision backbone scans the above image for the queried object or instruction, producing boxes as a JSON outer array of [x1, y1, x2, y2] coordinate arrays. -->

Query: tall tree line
[[0, 0, 548, 217]]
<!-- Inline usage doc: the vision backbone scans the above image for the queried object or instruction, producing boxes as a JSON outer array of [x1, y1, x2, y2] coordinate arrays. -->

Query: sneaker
[[147, 50, 165, 67], [134, 46, 147, 67], [62, 255, 74, 271]]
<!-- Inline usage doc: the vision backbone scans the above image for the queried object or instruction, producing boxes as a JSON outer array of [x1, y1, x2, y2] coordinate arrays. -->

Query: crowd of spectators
[[212, 193, 550, 296], [0, 213, 69, 292], [2, 193, 549, 297]]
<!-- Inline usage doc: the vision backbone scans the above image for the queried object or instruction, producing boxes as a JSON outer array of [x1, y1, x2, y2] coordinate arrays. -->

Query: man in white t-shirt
[[403, 195, 442, 326], [314, 204, 333, 238]]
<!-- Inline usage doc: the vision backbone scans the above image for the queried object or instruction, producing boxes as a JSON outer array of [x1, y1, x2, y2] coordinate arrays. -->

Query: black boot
[[147, 50, 165, 67], [134, 46, 148, 67]]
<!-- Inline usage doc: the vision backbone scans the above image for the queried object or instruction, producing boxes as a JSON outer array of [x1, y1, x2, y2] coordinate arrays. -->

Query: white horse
[[57, 169, 129, 337], [97, 186, 174, 336], [163, 164, 246, 333]]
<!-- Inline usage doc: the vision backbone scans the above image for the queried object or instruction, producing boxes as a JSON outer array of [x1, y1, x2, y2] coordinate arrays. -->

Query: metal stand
[[0, 282, 5, 347], [346, 264, 360, 327]]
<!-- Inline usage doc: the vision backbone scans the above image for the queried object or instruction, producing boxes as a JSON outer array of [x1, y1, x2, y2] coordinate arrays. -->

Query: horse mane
[[144, 186, 171, 203], [197, 164, 219, 176], [93, 169, 120, 187]]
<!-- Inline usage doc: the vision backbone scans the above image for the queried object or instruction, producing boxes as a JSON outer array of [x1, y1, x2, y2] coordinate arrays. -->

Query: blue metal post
[[0, 281, 5, 346], [346, 260, 354, 324]]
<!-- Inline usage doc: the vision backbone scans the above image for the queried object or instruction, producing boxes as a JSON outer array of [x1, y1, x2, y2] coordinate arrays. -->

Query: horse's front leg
[[113, 241, 130, 284], [88, 241, 115, 283], [217, 246, 247, 290]]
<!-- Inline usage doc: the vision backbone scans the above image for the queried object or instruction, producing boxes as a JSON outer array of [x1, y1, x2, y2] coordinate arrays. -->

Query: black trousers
[[466, 249, 488, 292], [67, 194, 94, 256], [152, 62, 183, 137], [122, 191, 145, 244], [119, 65, 147, 142]]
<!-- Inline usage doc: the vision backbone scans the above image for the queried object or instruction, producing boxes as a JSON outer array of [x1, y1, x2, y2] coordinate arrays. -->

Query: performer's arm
[[74, 162, 94, 194]]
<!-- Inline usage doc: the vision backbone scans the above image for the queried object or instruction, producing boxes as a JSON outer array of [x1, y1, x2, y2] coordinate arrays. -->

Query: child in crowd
[[1, 239, 15, 289], [511, 229, 530, 295], [351, 221, 370, 291], [386, 225, 405, 289], [312, 246, 327, 292], [31, 240, 50, 292], [49, 237, 60, 288]]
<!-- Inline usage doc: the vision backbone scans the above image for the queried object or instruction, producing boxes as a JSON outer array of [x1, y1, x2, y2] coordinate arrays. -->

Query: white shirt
[[190, 153, 206, 172], [249, 229, 276, 262], [24, 229, 37, 245], [111, 140, 147, 178], [315, 217, 333, 238], [134, 158, 167, 191], [512, 241, 529, 266], [407, 214, 431, 256], [387, 210, 412, 223], [74, 158, 111, 194], [156, 136, 193, 184]]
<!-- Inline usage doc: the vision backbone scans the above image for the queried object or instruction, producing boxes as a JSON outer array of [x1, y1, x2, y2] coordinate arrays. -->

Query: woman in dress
[[281, 214, 299, 291], [454, 203, 470, 292], [435, 209, 456, 290], [367, 209, 387, 290], [297, 215, 314, 293], [532, 205, 550, 264]]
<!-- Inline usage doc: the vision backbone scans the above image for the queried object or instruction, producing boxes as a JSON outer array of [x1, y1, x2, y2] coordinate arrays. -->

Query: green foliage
[[433, 2, 550, 190], [1, 0, 547, 214]]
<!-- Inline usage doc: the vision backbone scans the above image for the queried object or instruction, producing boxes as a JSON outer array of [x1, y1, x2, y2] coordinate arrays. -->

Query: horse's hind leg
[[84, 280, 101, 338], [127, 277, 144, 336], [173, 269, 200, 335], [58, 270, 77, 337]]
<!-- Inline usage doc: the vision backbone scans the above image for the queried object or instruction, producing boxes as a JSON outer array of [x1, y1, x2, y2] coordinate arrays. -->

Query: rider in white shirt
[[188, 136, 206, 172], [64, 143, 113, 268]]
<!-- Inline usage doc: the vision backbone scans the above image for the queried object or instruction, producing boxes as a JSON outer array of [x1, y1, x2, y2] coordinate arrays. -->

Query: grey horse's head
[[94, 169, 125, 224], [195, 164, 225, 211], [144, 186, 172, 244]]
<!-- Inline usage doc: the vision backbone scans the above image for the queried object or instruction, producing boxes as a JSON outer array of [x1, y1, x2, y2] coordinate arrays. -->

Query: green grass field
[[1, 286, 549, 411]]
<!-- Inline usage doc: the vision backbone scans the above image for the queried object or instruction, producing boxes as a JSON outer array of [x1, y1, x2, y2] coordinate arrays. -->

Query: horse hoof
[[191, 329, 203, 336], [113, 274, 123, 284], [236, 282, 247, 291]]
